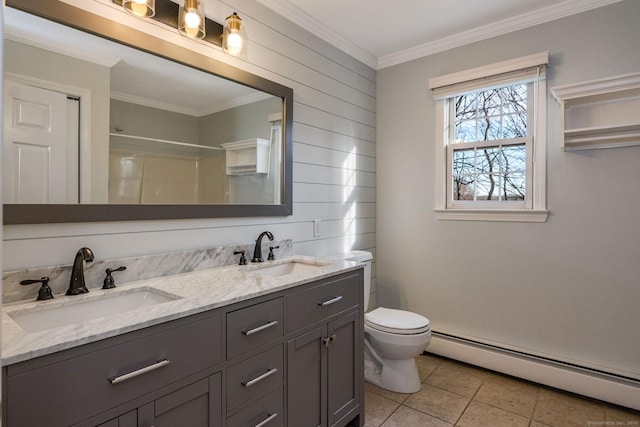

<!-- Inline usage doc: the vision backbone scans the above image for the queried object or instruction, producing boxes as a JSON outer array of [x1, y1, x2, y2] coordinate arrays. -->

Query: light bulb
[[184, 9, 201, 29], [227, 33, 243, 51]]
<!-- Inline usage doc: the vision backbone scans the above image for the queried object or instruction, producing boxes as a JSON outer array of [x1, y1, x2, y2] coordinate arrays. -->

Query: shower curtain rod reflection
[[109, 132, 224, 150]]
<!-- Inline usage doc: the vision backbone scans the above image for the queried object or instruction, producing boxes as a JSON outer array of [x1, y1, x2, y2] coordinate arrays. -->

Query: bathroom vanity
[[1, 257, 364, 427]]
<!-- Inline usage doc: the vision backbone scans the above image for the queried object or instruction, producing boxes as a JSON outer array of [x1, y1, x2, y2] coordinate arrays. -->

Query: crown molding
[[257, 0, 622, 70], [377, 0, 624, 69], [110, 91, 274, 117], [255, 0, 377, 69]]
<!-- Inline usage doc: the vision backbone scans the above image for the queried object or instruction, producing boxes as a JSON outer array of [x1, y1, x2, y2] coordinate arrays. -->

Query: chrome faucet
[[252, 231, 274, 263], [67, 247, 94, 295]]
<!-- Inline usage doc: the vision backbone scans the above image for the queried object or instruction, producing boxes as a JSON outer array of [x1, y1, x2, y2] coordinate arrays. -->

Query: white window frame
[[429, 52, 549, 222]]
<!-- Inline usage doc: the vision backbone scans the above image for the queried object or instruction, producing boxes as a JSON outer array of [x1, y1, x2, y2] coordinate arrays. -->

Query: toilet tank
[[340, 251, 373, 310]]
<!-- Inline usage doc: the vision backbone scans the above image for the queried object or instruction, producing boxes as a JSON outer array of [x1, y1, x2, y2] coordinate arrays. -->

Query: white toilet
[[340, 251, 431, 394]]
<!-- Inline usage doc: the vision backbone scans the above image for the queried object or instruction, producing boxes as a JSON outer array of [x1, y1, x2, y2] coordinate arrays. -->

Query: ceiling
[[256, 0, 623, 69]]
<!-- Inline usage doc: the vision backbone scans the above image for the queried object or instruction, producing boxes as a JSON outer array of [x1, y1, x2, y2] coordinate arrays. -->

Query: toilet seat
[[365, 307, 430, 335]]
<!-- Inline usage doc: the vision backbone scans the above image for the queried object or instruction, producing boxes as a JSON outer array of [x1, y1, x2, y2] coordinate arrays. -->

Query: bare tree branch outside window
[[452, 83, 528, 202]]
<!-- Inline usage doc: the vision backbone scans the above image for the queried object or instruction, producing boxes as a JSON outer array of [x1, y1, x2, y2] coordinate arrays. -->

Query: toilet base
[[364, 355, 422, 394]]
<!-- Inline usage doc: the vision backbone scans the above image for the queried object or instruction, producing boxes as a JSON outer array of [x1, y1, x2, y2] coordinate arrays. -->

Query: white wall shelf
[[221, 138, 271, 175], [551, 72, 640, 151]]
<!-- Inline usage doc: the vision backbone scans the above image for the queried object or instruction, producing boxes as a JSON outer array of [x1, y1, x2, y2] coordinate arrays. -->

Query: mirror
[[3, 0, 293, 224]]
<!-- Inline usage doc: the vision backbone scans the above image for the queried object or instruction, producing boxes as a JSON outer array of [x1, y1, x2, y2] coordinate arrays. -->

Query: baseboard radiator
[[428, 331, 640, 411]]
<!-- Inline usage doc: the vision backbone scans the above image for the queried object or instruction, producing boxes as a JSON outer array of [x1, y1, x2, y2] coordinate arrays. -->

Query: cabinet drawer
[[285, 272, 360, 334], [227, 298, 283, 359], [5, 314, 223, 427], [226, 344, 283, 411], [227, 386, 283, 427]]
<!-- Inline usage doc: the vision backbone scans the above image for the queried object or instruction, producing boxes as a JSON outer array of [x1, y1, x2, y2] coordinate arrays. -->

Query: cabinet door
[[327, 311, 360, 427], [97, 374, 221, 427], [96, 410, 137, 427], [153, 374, 221, 427], [287, 326, 326, 427], [117, 374, 222, 427]]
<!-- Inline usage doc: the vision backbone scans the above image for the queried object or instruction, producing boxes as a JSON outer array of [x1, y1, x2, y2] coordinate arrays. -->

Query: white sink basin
[[8, 288, 180, 333], [251, 261, 326, 277]]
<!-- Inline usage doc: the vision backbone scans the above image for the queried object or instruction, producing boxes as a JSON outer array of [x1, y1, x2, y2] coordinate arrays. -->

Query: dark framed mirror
[[3, 0, 293, 224]]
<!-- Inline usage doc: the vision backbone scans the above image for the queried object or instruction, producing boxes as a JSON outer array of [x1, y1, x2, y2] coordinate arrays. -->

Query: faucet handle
[[267, 246, 280, 261], [103, 266, 127, 289], [20, 276, 54, 301], [233, 250, 247, 265]]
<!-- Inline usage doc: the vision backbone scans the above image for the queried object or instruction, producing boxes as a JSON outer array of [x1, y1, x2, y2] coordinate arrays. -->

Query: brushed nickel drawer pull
[[243, 320, 279, 336], [109, 359, 170, 385], [242, 368, 278, 388], [318, 295, 343, 306], [255, 412, 278, 427]]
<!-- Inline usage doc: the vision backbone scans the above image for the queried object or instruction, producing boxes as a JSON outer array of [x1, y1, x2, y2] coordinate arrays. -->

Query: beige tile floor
[[364, 353, 640, 427]]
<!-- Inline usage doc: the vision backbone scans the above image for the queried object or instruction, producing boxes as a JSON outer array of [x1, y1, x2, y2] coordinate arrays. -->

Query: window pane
[[455, 93, 477, 120], [503, 113, 527, 138], [453, 148, 475, 175], [485, 119, 501, 141], [502, 144, 527, 173], [476, 147, 500, 174], [477, 120, 488, 142], [455, 119, 477, 142], [475, 174, 498, 200], [479, 89, 502, 117], [452, 175, 474, 200], [501, 173, 526, 200], [501, 84, 527, 114]]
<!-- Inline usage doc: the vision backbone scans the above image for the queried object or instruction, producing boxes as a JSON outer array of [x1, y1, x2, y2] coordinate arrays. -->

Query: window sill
[[434, 209, 548, 223]]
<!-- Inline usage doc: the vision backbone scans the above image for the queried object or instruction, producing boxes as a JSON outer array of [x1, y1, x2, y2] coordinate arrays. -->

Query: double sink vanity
[[1, 246, 365, 427], [2, 1, 364, 425]]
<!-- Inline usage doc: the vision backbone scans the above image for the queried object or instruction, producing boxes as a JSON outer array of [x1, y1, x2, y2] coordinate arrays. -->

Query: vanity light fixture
[[122, 0, 155, 18], [114, 0, 246, 56], [178, 0, 206, 39], [222, 12, 246, 56]]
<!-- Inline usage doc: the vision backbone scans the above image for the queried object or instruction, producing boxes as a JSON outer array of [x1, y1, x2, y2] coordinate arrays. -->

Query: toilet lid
[[365, 307, 430, 335]]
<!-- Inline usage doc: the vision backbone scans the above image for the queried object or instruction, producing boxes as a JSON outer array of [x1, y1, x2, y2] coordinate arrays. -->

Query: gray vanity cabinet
[[2, 269, 364, 427], [286, 273, 363, 427], [3, 311, 223, 427]]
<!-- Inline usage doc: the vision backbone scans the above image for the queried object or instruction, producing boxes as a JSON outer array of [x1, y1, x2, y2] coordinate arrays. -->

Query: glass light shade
[[178, 0, 206, 39], [222, 13, 247, 57], [123, 0, 155, 17]]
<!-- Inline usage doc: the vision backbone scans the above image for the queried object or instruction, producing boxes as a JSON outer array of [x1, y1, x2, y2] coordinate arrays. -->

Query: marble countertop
[[2, 256, 361, 366]]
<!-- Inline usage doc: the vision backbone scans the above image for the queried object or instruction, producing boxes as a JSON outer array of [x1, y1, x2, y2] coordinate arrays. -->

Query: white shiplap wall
[[3, 0, 376, 301]]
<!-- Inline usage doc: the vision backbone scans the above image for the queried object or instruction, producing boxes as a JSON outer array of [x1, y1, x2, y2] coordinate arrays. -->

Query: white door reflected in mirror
[[3, 78, 79, 203]]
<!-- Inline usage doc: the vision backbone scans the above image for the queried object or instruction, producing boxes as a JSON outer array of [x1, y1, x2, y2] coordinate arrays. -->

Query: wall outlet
[[313, 219, 321, 237]]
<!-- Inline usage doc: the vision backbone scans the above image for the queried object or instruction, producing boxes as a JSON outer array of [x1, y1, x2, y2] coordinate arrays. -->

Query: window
[[450, 82, 531, 207], [429, 52, 549, 222]]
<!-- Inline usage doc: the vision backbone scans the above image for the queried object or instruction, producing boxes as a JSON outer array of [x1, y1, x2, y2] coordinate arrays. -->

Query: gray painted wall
[[199, 97, 281, 146], [3, 0, 376, 302], [377, 0, 640, 379]]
